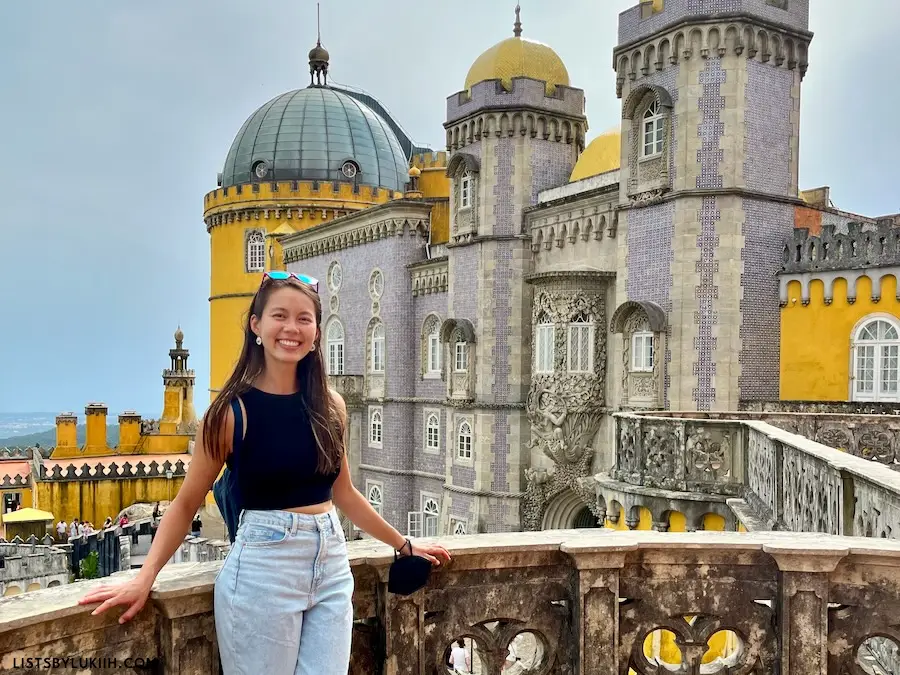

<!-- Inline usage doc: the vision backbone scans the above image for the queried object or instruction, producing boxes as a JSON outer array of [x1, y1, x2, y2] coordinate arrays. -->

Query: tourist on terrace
[[79, 270, 451, 674]]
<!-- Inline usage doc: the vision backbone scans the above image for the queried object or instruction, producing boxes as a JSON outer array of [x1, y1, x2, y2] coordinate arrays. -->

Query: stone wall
[[0, 540, 69, 596], [2, 531, 900, 674]]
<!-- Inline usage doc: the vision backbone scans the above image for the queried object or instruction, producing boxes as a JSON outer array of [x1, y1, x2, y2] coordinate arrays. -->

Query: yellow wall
[[56, 419, 77, 449], [37, 477, 185, 527], [781, 275, 900, 400], [85, 411, 109, 454]]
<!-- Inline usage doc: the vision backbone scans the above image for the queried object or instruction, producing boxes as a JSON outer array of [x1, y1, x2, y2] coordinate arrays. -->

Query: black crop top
[[226, 387, 340, 510]]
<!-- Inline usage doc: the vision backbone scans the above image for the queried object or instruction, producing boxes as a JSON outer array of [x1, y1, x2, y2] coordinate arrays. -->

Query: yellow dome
[[570, 128, 622, 182], [465, 37, 570, 96]]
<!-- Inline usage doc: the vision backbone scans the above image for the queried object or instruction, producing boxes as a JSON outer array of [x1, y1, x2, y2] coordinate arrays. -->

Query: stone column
[[377, 569, 424, 675], [564, 543, 636, 675], [154, 578, 220, 675], [767, 543, 848, 675]]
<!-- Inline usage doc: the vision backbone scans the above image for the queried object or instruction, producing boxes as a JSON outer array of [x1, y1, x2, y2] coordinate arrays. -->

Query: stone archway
[[541, 489, 600, 530]]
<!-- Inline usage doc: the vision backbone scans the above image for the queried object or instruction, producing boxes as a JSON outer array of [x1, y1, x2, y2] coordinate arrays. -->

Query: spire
[[513, 3, 523, 37], [308, 2, 330, 86]]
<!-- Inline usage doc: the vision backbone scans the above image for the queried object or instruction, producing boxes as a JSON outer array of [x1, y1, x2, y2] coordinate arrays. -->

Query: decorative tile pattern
[[744, 59, 793, 195], [451, 246, 479, 321], [617, 0, 808, 45], [693, 197, 720, 410], [530, 140, 575, 206], [494, 138, 516, 237], [696, 59, 725, 190], [626, 202, 676, 407], [490, 412, 511, 493], [740, 200, 792, 400]]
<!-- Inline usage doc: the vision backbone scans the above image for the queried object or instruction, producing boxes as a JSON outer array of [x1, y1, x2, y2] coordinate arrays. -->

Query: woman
[[79, 271, 452, 674]]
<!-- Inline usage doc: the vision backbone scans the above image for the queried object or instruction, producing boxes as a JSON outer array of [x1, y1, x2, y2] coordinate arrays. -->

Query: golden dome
[[570, 128, 622, 182], [408, 166, 422, 177], [465, 36, 570, 96]]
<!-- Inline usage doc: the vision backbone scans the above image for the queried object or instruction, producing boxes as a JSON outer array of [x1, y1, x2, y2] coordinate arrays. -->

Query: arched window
[[366, 484, 383, 515], [245, 230, 265, 272], [369, 407, 383, 446], [460, 171, 473, 209], [326, 319, 344, 375], [371, 322, 385, 373], [457, 420, 473, 459], [452, 520, 467, 535], [535, 312, 555, 374], [642, 101, 664, 158], [567, 312, 594, 373], [425, 413, 440, 451], [423, 315, 441, 376], [422, 497, 440, 537], [853, 317, 900, 402]]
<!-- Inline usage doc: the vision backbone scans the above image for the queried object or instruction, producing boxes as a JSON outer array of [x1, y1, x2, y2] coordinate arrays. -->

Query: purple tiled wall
[[413, 290, 449, 400], [529, 140, 575, 206], [626, 202, 675, 406], [412, 406, 447, 476], [489, 411, 511, 493], [697, 59, 725, 190], [744, 59, 793, 195], [739, 199, 792, 400], [450, 245, 479, 322]]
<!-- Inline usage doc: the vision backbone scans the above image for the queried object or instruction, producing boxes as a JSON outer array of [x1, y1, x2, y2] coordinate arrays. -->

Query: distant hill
[[0, 424, 120, 449]]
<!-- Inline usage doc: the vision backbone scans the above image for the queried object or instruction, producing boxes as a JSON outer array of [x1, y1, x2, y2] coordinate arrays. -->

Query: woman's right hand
[[77, 574, 154, 624]]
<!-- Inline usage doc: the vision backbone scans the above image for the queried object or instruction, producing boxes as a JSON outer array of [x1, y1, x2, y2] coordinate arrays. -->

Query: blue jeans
[[214, 508, 354, 675]]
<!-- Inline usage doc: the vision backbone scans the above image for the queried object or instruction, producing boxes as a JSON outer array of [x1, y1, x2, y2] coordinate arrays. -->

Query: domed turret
[[570, 128, 621, 181], [464, 5, 570, 96]]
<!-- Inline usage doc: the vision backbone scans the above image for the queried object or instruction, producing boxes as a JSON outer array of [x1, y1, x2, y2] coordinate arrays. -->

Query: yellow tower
[[203, 39, 417, 398], [159, 327, 198, 435]]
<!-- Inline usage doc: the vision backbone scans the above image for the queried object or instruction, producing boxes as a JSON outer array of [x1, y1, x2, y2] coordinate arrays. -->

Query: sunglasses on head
[[262, 271, 319, 293]]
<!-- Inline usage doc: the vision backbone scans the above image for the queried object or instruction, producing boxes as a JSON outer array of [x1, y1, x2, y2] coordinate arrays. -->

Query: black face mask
[[388, 552, 433, 596]]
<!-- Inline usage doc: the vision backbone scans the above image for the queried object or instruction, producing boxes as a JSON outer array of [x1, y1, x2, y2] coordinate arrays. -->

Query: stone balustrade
[[2, 531, 900, 673], [603, 412, 900, 539], [0, 541, 69, 596]]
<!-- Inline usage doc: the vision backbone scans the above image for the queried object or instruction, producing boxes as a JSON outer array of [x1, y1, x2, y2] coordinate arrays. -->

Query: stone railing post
[[153, 571, 219, 675], [767, 542, 848, 675], [563, 542, 636, 675], [376, 568, 424, 675]]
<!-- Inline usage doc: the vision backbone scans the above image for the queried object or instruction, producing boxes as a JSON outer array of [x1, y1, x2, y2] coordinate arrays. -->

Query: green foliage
[[79, 551, 100, 580]]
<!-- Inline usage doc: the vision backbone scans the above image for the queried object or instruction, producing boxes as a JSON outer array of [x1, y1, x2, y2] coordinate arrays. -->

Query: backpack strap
[[228, 397, 245, 468]]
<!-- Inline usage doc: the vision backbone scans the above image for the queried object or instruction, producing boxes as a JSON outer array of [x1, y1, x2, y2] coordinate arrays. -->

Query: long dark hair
[[202, 277, 344, 473]]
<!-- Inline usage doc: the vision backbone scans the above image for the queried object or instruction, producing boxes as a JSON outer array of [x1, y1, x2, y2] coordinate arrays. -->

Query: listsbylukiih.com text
[[6, 656, 152, 670]]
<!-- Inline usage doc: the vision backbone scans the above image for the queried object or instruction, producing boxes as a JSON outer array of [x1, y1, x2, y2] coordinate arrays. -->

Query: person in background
[[103, 516, 113, 530], [69, 519, 79, 539], [448, 639, 471, 673], [190, 512, 202, 537], [79, 270, 451, 675], [152, 502, 161, 523], [56, 520, 67, 541]]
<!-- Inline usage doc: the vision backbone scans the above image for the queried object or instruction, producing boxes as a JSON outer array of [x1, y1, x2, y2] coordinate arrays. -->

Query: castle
[[201, 0, 899, 539]]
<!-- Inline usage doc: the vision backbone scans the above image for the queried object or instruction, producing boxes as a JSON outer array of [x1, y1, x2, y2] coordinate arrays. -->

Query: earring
[[255, 336, 262, 346], [311, 344, 316, 351]]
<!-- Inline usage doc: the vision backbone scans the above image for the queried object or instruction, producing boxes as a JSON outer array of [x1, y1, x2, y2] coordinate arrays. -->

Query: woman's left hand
[[408, 540, 452, 566]]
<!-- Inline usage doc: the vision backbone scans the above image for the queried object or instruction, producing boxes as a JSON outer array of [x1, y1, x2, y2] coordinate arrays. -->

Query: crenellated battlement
[[38, 457, 189, 482], [618, 0, 809, 48], [203, 180, 400, 216], [783, 219, 900, 274], [410, 151, 448, 170], [446, 76, 586, 126]]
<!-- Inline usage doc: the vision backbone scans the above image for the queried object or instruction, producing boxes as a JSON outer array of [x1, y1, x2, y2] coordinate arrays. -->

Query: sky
[[0, 1, 897, 417]]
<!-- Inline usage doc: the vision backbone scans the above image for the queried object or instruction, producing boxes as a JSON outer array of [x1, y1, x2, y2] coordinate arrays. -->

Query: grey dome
[[221, 87, 409, 192]]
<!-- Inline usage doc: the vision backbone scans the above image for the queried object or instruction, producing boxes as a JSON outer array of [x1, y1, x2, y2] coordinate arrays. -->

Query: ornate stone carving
[[141, 419, 160, 435], [621, 309, 662, 407], [641, 424, 679, 490]]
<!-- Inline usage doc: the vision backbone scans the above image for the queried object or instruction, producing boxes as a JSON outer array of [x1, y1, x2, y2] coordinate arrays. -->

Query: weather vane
[[514, 3, 523, 37]]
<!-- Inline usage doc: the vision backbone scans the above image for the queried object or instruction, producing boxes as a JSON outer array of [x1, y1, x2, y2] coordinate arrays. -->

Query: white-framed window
[[425, 412, 440, 452], [366, 483, 383, 515], [852, 317, 900, 402], [631, 331, 654, 372], [371, 322, 385, 373], [460, 171, 473, 209], [422, 496, 440, 537], [642, 101, 664, 158], [369, 406, 383, 447], [451, 519, 467, 536], [457, 420, 473, 460], [407, 511, 423, 538], [427, 324, 441, 375], [326, 319, 344, 375], [567, 313, 594, 373], [454, 342, 469, 372], [535, 317, 555, 374], [245, 230, 265, 272]]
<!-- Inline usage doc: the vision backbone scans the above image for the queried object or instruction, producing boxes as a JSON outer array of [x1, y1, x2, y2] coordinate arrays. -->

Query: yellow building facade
[[0, 330, 198, 530], [779, 204, 900, 403]]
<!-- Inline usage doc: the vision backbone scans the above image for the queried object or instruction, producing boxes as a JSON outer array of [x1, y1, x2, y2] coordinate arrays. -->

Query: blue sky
[[0, 1, 896, 416]]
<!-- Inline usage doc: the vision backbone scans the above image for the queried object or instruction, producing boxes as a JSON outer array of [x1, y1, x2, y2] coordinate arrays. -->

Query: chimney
[[55, 412, 78, 449], [84, 403, 108, 454], [118, 411, 142, 453]]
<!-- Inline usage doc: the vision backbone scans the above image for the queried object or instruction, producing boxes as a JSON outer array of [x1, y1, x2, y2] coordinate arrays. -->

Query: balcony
[[2, 531, 900, 673]]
